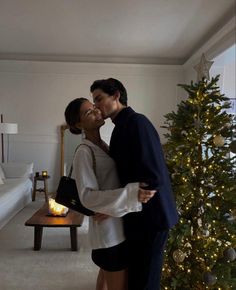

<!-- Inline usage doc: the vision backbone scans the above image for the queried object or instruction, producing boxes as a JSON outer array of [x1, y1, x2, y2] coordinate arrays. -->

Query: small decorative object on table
[[35, 172, 39, 177], [48, 198, 69, 216], [42, 170, 48, 177]]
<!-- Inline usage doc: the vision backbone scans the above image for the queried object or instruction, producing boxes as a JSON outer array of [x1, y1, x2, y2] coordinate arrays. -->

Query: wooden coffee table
[[25, 204, 84, 251]]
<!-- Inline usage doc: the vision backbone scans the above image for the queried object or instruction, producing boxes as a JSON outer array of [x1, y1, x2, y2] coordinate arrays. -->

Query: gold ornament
[[194, 54, 214, 81], [213, 135, 225, 147], [173, 249, 186, 263]]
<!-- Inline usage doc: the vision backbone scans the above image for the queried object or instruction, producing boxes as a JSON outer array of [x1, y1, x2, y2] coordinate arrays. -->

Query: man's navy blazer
[[110, 107, 178, 239]]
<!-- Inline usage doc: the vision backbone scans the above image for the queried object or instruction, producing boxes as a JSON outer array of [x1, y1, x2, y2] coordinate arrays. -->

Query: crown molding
[[183, 15, 236, 69], [0, 53, 184, 65]]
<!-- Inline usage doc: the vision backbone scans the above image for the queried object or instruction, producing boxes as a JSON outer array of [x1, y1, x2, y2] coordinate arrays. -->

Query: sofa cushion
[[0, 165, 5, 179], [0, 163, 33, 179], [0, 176, 33, 230], [0, 177, 31, 197]]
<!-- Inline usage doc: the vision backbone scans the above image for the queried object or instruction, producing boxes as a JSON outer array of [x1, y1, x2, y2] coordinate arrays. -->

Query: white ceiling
[[0, 0, 235, 64]]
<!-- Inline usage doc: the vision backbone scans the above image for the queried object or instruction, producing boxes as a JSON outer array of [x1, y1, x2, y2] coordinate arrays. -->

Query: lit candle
[[48, 198, 68, 216], [42, 170, 48, 177]]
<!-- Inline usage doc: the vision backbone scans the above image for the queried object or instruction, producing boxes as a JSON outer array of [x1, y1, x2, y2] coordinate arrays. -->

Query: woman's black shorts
[[91, 240, 128, 272]]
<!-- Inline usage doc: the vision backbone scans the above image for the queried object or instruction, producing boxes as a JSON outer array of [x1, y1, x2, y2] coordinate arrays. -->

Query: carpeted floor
[[0, 198, 98, 290]]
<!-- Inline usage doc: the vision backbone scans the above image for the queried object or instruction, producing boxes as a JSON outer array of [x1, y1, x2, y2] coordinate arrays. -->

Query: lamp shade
[[0, 123, 18, 134]]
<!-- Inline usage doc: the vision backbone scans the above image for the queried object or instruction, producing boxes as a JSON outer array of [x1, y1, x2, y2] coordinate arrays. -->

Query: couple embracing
[[65, 78, 178, 290]]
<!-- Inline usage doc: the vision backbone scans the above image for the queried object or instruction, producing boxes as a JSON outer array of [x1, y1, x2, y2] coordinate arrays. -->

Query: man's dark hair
[[64, 97, 88, 135], [90, 78, 128, 106]]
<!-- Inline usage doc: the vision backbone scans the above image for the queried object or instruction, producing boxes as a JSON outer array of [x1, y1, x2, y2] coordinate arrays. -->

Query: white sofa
[[0, 162, 33, 230]]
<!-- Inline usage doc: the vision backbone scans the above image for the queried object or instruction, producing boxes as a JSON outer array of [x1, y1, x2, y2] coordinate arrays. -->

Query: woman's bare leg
[[103, 269, 128, 290], [96, 269, 108, 290]]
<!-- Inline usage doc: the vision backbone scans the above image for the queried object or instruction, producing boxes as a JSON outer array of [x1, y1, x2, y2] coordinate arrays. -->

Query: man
[[90, 78, 178, 290]]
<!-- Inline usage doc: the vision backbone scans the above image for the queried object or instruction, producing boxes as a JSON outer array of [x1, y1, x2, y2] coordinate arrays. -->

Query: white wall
[[212, 44, 236, 100], [0, 60, 183, 191]]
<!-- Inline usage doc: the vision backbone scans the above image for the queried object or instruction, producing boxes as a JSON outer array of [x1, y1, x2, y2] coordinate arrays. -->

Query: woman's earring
[[81, 128, 85, 139]]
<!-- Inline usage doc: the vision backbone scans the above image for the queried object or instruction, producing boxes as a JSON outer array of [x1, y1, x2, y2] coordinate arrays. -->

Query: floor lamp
[[0, 114, 18, 163]]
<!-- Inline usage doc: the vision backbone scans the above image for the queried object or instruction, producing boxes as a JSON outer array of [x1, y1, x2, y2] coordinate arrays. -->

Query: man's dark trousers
[[128, 230, 169, 290]]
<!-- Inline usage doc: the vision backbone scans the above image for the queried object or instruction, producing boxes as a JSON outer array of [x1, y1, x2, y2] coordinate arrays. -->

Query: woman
[[65, 98, 155, 290]]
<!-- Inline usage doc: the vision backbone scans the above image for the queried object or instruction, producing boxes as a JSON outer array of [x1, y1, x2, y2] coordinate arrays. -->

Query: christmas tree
[[161, 55, 236, 289]]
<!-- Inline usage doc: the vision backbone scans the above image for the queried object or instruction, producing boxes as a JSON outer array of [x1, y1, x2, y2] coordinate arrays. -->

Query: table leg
[[70, 227, 77, 251], [32, 178, 37, 201], [34, 226, 43, 251], [44, 179, 49, 202]]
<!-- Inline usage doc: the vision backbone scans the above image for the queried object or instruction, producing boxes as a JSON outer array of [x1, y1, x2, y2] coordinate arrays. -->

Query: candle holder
[[42, 170, 48, 177], [35, 172, 39, 177]]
